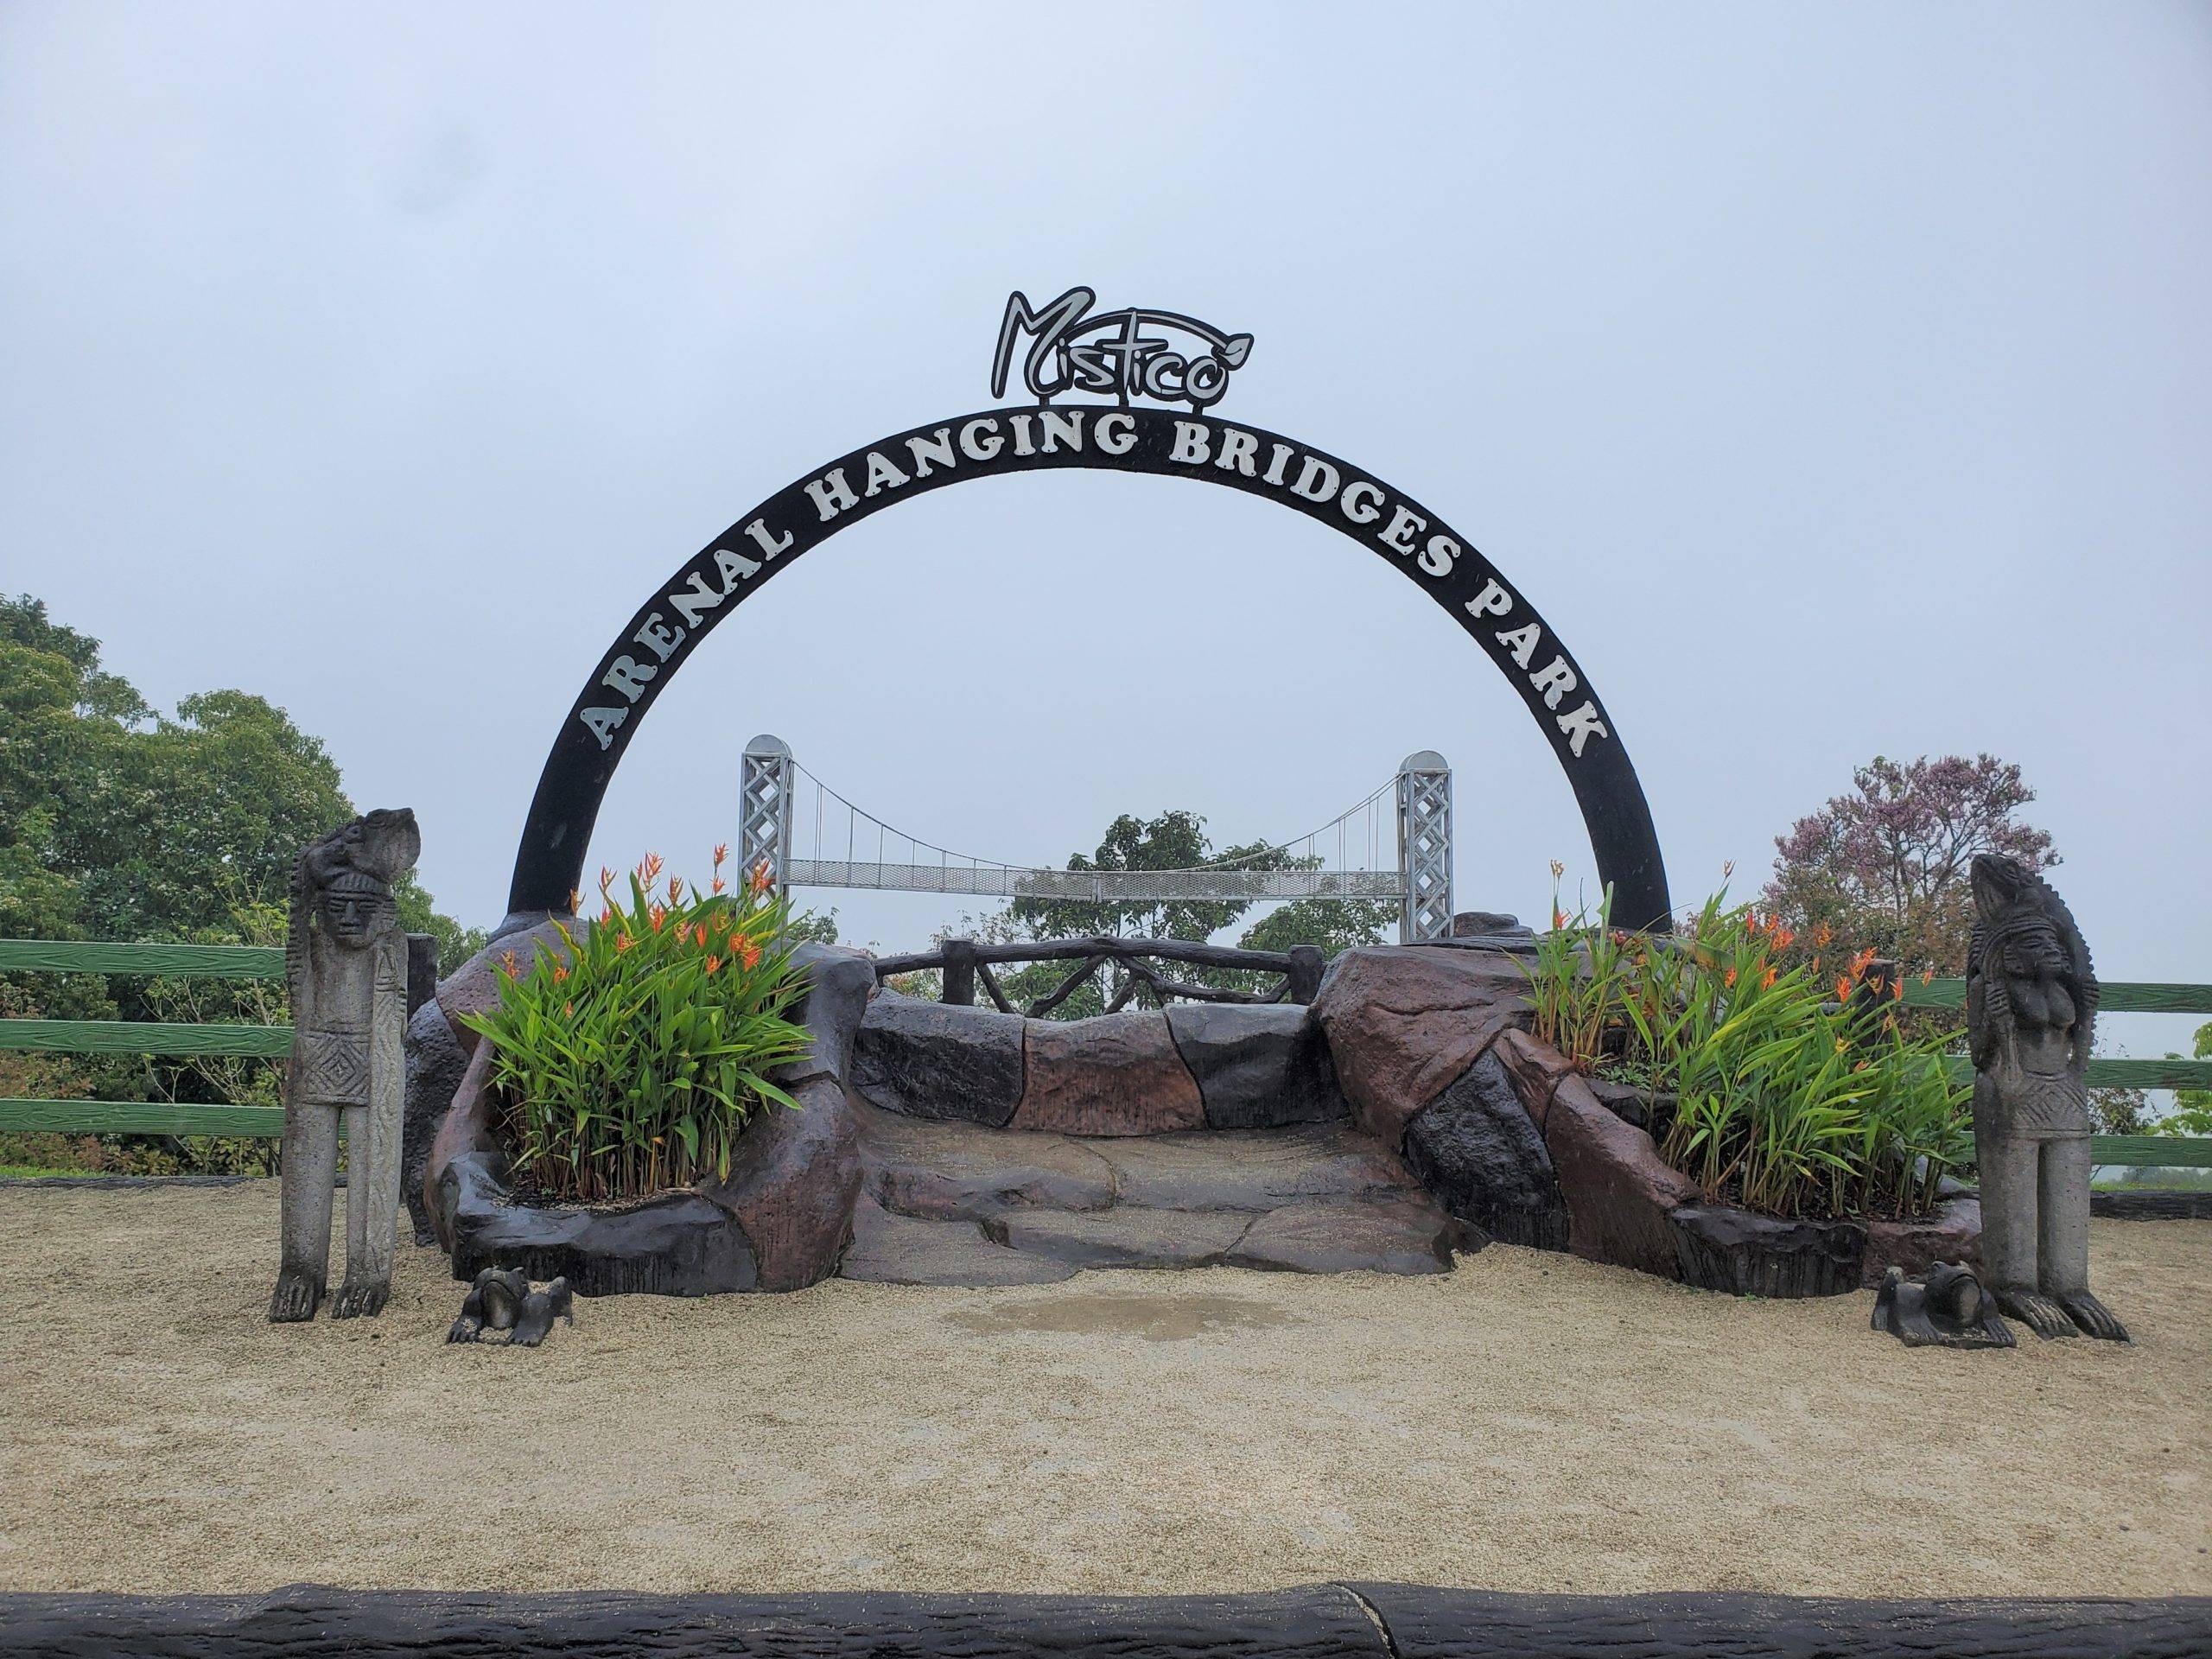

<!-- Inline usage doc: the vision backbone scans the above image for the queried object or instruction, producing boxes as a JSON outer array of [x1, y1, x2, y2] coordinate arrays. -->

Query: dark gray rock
[[852, 991, 1026, 1126], [984, 1208, 1255, 1270], [1583, 1076, 1653, 1129], [855, 1103, 1116, 1220], [1094, 1126, 1415, 1212], [1402, 1052, 1570, 1251], [778, 944, 875, 1090], [1165, 1003, 1347, 1130], [436, 1150, 760, 1297], [1450, 911, 1534, 943], [1669, 1205, 1866, 1299], [1226, 1198, 1469, 1275], [840, 1197, 1077, 1286], [401, 999, 469, 1246]]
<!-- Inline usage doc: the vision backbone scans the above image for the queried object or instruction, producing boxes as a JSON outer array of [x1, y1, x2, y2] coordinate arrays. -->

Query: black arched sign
[[506, 404, 1672, 928]]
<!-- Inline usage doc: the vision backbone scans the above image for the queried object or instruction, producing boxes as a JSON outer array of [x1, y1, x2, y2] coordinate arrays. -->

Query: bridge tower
[[739, 733, 795, 897], [1395, 750, 1453, 944]]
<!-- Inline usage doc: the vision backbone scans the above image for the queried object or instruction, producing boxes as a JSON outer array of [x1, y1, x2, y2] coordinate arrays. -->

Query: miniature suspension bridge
[[737, 736, 1458, 944]]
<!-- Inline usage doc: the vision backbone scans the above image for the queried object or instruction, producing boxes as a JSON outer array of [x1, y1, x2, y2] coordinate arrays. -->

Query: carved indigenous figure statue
[[269, 809, 421, 1322], [1967, 853, 2126, 1341]]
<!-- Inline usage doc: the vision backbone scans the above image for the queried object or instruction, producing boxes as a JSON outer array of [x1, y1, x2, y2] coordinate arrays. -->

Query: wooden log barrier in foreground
[[1, 1585, 2206, 1659]]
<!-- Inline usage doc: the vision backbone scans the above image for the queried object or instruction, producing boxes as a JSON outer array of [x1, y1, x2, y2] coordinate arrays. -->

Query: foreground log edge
[[2, 1584, 2206, 1659]]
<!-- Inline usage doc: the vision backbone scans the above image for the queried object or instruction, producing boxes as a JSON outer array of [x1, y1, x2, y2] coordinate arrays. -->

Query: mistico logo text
[[992, 286, 1253, 412]]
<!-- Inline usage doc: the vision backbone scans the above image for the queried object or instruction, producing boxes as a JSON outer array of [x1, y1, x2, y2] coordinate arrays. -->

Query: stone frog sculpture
[[448, 1267, 575, 1347], [1967, 853, 2126, 1342], [269, 809, 421, 1322], [1872, 1262, 2015, 1349]]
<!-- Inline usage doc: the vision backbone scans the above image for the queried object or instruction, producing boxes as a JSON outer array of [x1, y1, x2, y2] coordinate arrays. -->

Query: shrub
[[460, 847, 811, 1203], [1523, 880, 1970, 1219]]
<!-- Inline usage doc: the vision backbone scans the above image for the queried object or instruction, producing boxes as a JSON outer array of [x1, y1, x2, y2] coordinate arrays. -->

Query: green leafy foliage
[[459, 849, 811, 1203], [1523, 882, 1971, 1219], [0, 594, 483, 1173]]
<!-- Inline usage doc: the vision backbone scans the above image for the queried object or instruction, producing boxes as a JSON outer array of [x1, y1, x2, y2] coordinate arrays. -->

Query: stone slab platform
[[842, 1102, 1470, 1284]]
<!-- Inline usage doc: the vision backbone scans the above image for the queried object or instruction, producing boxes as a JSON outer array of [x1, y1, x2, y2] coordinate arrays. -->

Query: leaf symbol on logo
[[1219, 334, 1253, 369]]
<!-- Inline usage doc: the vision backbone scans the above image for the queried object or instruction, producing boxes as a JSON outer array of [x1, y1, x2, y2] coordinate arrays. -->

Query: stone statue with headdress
[[1967, 852, 2126, 1341], [269, 809, 421, 1321]]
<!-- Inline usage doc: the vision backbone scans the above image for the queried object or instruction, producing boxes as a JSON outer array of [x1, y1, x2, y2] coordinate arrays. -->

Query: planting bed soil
[[3, 1181, 2208, 1599]]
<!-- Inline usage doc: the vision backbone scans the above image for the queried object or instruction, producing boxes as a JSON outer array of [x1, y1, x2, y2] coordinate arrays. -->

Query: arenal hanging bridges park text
[[571, 289, 1612, 767]]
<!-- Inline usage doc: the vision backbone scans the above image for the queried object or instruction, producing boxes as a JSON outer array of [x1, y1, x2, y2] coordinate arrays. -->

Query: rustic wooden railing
[[0, 935, 434, 1142], [1896, 972, 2212, 1170], [871, 935, 1327, 1016]]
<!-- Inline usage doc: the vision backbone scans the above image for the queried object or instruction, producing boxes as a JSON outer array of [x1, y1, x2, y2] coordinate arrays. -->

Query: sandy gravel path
[[2, 1181, 2205, 1596]]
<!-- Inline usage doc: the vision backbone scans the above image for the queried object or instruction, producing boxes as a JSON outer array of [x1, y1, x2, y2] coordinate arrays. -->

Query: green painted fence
[[0, 937, 294, 1141]]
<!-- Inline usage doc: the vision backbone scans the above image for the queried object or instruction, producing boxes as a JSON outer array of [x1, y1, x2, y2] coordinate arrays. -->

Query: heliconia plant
[[458, 844, 812, 1203], [1523, 873, 1970, 1219]]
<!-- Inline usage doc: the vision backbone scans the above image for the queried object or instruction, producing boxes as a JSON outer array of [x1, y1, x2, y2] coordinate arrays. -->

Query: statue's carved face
[[318, 881, 385, 949]]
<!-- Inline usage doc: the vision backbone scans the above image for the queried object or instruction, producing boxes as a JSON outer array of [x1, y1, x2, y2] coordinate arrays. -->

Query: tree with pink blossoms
[[1761, 754, 2056, 982]]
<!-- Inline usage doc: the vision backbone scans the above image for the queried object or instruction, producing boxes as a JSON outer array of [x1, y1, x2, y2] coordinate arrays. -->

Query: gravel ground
[[2, 1180, 2206, 1597]]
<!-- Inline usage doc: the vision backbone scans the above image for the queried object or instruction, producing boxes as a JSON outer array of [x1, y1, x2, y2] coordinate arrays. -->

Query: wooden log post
[[1286, 945, 1325, 1006], [940, 937, 977, 1007]]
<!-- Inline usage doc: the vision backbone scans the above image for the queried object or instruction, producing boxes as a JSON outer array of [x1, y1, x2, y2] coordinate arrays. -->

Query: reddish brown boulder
[[700, 1073, 861, 1292], [1310, 946, 1529, 1144], [1489, 1027, 1579, 1134], [1537, 1073, 1703, 1279], [434, 914, 588, 1057], [1861, 1197, 1982, 1287], [1010, 1012, 1205, 1135]]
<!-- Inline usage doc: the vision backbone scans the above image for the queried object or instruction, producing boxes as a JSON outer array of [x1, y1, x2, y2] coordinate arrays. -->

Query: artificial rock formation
[[1012, 1011, 1206, 1135], [269, 810, 421, 1323], [850, 991, 1026, 1126], [1967, 854, 2126, 1341], [1401, 1050, 1569, 1249], [1309, 946, 1528, 1147], [425, 941, 871, 1297], [1165, 1002, 1347, 1129]]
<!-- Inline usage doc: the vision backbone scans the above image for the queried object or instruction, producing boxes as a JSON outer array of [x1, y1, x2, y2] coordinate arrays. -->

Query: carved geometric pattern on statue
[[300, 1029, 370, 1105]]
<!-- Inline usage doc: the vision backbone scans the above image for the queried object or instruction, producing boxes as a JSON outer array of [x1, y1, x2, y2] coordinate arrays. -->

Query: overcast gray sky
[[4, 3, 2207, 1057]]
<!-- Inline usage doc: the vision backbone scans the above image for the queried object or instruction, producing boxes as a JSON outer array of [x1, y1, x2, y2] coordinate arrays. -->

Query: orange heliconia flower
[[564, 1001, 575, 1017], [1760, 966, 1777, 989], [1774, 926, 1796, 950], [1891, 978, 1905, 1001], [1552, 908, 1567, 930], [1812, 922, 1834, 949], [615, 933, 637, 953], [711, 876, 727, 894], [499, 949, 519, 978], [649, 903, 667, 932], [667, 874, 684, 903], [1920, 967, 1935, 985], [704, 956, 722, 976], [644, 852, 664, 880], [1847, 946, 1878, 977], [553, 964, 569, 983], [599, 866, 615, 892], [750, 860, 772, 895], [694, 924, 710, 948], [569, 887, 583, 914], [1834, 975, 1853, 1004], [713, 842, 729, 868], [712, 911, 732, 934], [599, 908, 614, 926], [1724, 966, 1738, 988], [739, 938, 762, 970]]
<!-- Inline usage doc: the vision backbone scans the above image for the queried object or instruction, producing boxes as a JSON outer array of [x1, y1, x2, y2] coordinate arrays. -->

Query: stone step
[[840, 1099, 1473, 1284]]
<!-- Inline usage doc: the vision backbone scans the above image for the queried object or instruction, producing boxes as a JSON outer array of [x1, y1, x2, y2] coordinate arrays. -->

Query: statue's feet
[[330, 1276, 391, 1319], [447, 1315, 484, 1344], [1994, 1287, 2075, 1339], [2056, 1289, 2130, 1342], [268, 1269, 324, 1323]]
